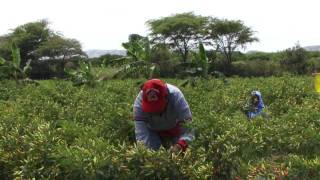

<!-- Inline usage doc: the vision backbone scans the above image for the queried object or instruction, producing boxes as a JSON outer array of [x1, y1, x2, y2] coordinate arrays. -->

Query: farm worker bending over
[[244, 90, 265, 119], [133, 79, 194, 153]]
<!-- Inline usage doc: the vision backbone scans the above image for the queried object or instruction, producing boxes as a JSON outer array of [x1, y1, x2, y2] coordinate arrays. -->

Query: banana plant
[[0, 57, 6, 79], [112, 35, 159, 79], [176, 42, 208, 78], [179, 42, 209, 87], [0, 57, 5, 65], [65, 60, 96, 86], [122, 36, 151, 62], [0, 43, 32, 81], [178, 42, 228, 87], [198, 42, 209, 78]]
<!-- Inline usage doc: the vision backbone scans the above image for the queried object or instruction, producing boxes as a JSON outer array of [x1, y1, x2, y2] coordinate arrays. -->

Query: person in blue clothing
[[133, 79, 194, 153], [244, 90, 265, 119]]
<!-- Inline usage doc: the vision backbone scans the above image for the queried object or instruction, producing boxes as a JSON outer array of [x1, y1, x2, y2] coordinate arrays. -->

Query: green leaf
[[198, 42, 208, 78], [199, 42, 207, 63], [0, 57, 6, 65], [11, 43, 21, 69]]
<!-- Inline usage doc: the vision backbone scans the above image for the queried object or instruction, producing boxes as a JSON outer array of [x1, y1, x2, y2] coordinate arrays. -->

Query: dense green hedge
[[0, 77, 319, 179]]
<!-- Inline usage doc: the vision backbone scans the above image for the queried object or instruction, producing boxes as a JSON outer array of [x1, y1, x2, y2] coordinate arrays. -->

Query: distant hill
[[245, 45, 320, 53], [85, 49, 126, 58], [303, 45, 320, 52], [245, 50, 262, 54]]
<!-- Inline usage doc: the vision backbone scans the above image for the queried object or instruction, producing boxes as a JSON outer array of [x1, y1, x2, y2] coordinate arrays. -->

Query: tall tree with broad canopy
[[36, 35, 86, 61], [206, 18, 258, 66], [0, 20, 85, 66], [147, 12, 208, 62], [2, 20, 52, 65]]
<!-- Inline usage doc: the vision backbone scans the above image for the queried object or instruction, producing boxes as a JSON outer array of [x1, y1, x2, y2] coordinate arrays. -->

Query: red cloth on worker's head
[[142, 79, 168, 113]]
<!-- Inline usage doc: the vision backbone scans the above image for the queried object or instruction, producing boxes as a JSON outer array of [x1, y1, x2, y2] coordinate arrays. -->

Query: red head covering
[[142, 79, 168, 113]]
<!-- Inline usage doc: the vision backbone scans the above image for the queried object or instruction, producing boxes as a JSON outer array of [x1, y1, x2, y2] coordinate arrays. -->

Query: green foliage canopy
[[147, 12, 208, 62], [0, 20, 85, 66], [36, 35, 86, 61], [280, 44, 308, 74], [206, 18, 258, 65]]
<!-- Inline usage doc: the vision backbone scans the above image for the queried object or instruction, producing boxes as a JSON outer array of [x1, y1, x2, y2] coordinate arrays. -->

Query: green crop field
[[1, 76, 320, 179]]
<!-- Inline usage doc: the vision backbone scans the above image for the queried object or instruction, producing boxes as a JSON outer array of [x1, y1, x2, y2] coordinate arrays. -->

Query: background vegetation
[[1, 13, 319, 80]]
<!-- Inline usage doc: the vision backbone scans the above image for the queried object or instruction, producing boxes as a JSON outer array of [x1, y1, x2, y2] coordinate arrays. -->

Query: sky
[[1, 0, 319, 52]]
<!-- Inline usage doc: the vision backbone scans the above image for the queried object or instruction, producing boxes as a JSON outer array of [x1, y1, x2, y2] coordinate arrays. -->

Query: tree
[[150, 44, 174, 77], [36, 35, 86, 61], [8, 20, 52, 65], [0, 20, 85, 66], [147, 12, 208, 62], [206, 18, 258, 66], [0, 36, 12, 61], [280, 43, 308, 74]]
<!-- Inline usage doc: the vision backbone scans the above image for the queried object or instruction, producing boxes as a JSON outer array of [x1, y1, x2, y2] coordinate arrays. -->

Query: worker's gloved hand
[[170, 139, 188, 154], [170, 143, 182, 154]]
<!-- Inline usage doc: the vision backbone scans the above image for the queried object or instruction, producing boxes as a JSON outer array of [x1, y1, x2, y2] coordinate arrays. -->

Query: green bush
[[230, 60, 283, 77]]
